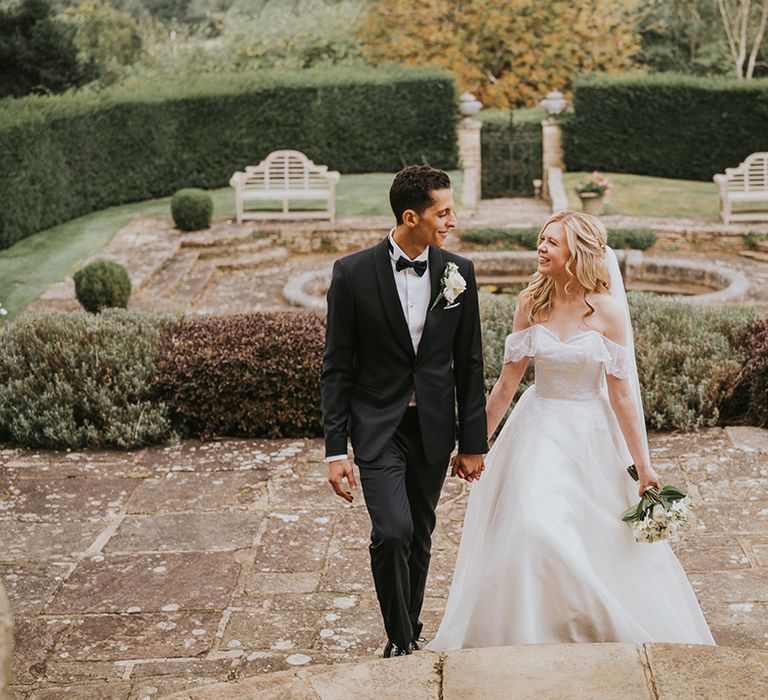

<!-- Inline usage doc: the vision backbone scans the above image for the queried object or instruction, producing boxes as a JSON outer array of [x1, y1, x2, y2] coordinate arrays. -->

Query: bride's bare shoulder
[[590, 293, 625, 343], [513, 289, 534, 331]]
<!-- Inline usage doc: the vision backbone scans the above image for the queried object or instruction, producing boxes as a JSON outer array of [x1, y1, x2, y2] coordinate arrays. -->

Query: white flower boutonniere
[[430, 262, 466, 311]]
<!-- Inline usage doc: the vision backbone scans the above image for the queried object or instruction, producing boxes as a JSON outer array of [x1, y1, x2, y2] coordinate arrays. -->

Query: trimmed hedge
[[153, 313, 326, 440], [0, 310, 179, 449], [727, 319, 768, 428], [479, 292, 757, 432], [0, 301, 760, 449], [479, 109, 543, 198], [562, 73, 768, 180], [461, 227, 657, 250], [0, 66, 459, 249]]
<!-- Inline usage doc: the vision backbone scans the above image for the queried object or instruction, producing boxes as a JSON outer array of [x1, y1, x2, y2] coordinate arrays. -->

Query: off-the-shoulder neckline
[[509, 323, 626, 348]]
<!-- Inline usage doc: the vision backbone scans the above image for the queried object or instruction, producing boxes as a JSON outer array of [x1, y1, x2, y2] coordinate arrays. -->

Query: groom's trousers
[[355, 407, 449, 649]]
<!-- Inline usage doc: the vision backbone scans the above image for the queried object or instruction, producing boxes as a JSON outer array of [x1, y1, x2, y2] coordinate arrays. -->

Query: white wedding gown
[[428, 324, 714, 649]]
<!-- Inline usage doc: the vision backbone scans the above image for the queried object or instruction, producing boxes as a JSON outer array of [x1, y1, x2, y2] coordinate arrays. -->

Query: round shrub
[[171, 188, 213, 231], [73, 259, 132, 313], [0, 310, 179, 449]]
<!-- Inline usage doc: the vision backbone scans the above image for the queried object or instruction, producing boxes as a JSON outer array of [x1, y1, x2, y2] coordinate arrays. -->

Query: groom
[[320, 165, 488, 657]]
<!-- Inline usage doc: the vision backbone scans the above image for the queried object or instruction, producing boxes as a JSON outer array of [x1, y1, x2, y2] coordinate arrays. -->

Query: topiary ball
[[73, 260, 132, 313], [171, 188, 213, 231]]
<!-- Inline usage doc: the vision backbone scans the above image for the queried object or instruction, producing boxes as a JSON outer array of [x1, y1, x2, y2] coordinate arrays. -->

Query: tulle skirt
[[427, 387, 714, 649]]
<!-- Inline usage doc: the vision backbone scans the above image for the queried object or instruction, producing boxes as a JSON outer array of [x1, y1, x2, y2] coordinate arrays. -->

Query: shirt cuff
[[325, 454, 348, 463]]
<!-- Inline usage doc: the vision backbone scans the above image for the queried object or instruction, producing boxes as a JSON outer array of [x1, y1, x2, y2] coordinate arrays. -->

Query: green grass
[[0, 171, 463, 321], [564, 171, 719, 219]]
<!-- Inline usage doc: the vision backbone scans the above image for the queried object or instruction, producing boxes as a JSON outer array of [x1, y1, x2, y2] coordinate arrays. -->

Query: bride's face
[[536, 222, 570, 277]]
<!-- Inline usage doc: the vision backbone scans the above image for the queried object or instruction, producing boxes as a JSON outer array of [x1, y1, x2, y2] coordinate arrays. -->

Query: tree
[[716, 0, 768, 78], [634, 0, 732, 75], [64, 0, 143, 84], [357, 0, 642, 109], [0, 0, 89, 97]]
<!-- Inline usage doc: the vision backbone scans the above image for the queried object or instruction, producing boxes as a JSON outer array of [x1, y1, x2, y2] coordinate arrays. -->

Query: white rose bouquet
[[621, 465, 690, 543], [430, 262, 466, 310]]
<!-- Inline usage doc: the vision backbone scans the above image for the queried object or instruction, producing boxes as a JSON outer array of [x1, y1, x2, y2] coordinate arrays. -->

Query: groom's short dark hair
[[390, 165, 451, 225]]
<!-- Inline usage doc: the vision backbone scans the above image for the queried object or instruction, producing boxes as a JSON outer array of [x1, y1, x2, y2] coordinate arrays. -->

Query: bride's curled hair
[[524, 210, 610, 325]]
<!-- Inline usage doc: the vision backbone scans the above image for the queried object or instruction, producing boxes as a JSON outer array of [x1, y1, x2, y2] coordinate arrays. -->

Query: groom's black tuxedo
[[321, 236, 488, 650], [321, 238, 488, 463]]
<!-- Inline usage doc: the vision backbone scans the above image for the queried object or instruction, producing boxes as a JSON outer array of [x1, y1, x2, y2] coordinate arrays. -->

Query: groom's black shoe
[[383, 640, 412, 658], [409, 637, 426, 652]]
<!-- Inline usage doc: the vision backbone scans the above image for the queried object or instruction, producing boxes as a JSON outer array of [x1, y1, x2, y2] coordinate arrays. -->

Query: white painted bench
[[229, 150, 341, 223], [714, 152, 768, 224]]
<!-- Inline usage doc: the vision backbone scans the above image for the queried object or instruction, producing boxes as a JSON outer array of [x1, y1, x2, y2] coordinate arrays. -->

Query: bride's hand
[[638, 466, 660, 496]]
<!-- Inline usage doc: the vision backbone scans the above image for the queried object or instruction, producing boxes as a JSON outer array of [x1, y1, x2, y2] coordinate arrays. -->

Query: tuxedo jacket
[[320, 237, 488, 464]]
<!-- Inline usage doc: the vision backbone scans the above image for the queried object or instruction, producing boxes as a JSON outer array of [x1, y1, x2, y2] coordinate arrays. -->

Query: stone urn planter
[[578, 191, 605, 216]]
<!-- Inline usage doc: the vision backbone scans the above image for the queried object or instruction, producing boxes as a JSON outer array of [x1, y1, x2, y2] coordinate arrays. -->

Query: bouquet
[[621, 465, 690, 543]]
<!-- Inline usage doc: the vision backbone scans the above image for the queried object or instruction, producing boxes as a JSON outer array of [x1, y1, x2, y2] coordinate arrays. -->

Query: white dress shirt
[[326, 230, 431, 463]]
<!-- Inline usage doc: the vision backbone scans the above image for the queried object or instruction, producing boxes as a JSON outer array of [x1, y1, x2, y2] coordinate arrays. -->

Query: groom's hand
[[328, 459, 358, 503], [451, 453, 485, 482]]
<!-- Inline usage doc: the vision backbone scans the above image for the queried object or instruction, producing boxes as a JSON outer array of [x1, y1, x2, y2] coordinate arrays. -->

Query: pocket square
[[444, 302, 461, 310]]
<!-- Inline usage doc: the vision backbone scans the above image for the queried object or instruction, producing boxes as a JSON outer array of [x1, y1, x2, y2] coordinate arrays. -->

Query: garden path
[[1, 427, 767, 698]]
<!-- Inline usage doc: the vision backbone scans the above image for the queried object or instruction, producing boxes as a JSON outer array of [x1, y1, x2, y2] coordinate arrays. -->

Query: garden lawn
[[563, 172, 720, 219], [0, 171, 463, 321]]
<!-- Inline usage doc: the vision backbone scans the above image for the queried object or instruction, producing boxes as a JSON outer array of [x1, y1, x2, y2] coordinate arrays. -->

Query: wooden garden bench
[[714, 152, 768, 224], [229, 150, 341, 222]]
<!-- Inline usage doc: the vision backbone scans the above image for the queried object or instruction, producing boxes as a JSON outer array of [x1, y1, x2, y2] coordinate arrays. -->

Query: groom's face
[[408, 188, 457, 249]]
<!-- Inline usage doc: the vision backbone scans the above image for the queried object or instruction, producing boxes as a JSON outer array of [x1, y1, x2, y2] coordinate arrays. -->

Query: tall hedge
[[562, 73, 768, 181], [0, 66, 459, 249], [480, 108, 543, 198]]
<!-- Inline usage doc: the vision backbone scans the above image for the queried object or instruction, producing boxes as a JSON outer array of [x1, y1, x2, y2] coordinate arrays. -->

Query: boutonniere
[[430, 262, 467, 311]]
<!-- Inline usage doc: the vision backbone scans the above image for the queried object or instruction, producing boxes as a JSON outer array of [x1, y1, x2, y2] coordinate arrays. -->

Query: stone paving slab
[[1, 429, 767, 698], [45, 552, 240, 614]]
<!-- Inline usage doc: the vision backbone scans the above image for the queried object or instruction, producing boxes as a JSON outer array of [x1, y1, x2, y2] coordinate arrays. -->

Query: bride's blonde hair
[[524, 210, 611, 325]]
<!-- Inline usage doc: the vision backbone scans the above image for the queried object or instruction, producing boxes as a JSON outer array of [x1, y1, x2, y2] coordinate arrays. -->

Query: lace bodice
[[504, 324, 631, 400]]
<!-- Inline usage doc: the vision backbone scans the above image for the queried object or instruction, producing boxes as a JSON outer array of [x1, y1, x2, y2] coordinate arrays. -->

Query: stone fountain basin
[[283, 251, 749, 311]]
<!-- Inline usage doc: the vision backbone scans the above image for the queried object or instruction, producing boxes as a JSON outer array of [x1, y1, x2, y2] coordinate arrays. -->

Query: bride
[[428, 210, 714, 648]]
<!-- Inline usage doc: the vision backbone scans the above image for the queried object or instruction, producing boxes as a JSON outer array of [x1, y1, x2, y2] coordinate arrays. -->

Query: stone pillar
[[0, 581, 12, 699], [541, 118, 564, 204], [458, 117, 482, 211]]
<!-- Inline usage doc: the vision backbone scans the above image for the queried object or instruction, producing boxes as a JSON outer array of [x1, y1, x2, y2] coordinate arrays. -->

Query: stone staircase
[[739, 239, 768, 263], [160, 643, 768, 699]]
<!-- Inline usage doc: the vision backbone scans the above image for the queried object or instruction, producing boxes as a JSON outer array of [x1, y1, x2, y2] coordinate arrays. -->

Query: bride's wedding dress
[[427, 323, 714, 649]]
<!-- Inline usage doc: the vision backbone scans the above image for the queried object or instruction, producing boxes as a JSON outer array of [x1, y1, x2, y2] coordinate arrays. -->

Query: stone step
[[196, 237, 275, 260], [211, 247, 289, 271], [158, 643, 768, 700], [170, 261, 217, 305], [739, 250, 768, 263], [146, 250, 201, 299]]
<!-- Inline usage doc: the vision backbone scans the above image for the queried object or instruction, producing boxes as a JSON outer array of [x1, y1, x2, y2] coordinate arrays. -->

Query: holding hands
[[451, 453, 485, 482]]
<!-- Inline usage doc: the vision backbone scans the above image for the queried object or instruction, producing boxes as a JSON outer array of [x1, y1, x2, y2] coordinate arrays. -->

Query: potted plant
[[575, 172, 613, 215]]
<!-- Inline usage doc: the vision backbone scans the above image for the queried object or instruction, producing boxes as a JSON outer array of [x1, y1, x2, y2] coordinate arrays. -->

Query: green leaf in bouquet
[[622, 503, 641, 522], [659, 485, 686, 500], [627, 464, 639, 481]]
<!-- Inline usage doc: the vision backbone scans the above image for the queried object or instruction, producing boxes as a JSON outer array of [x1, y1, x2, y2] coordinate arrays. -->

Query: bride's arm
[[486, 296, 530, 440], [602, 299, 660, 495]]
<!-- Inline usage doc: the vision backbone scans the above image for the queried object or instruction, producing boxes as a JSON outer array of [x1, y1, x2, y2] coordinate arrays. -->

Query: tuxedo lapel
[[416, 246, 444, 361], [374, 238, 415, 358]]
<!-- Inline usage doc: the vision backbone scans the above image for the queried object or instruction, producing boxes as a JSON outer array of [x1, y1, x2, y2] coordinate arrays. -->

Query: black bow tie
[[395, 256, 427, 276]]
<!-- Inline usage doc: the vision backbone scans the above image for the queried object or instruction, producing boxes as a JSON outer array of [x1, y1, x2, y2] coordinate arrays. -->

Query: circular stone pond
[[283, 250, 750, 312]]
